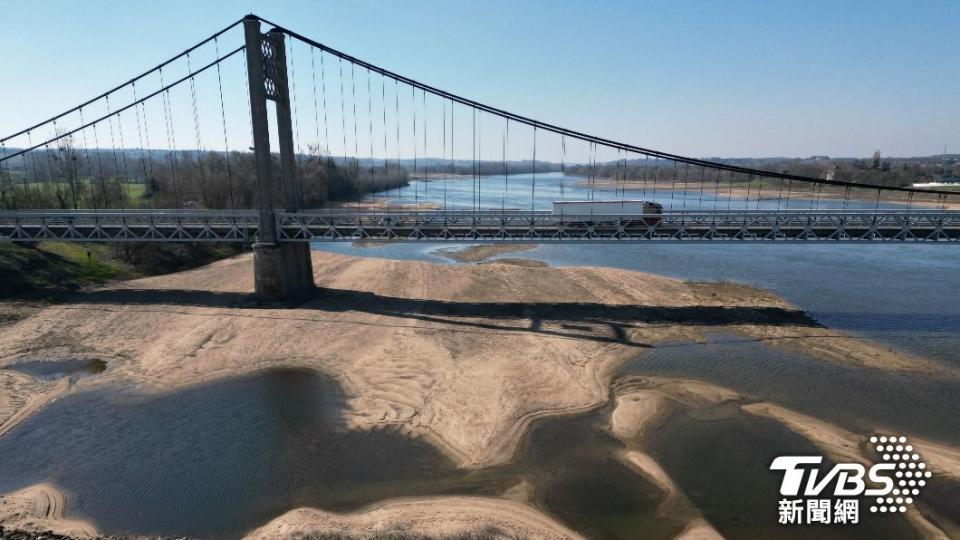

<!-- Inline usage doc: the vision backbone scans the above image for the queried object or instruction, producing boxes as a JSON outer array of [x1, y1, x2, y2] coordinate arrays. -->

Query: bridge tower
[[243, 16, 315, 301]]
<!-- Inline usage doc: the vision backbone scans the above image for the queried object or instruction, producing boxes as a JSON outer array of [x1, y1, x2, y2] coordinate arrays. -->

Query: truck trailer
[[551, 200, 663, 224]]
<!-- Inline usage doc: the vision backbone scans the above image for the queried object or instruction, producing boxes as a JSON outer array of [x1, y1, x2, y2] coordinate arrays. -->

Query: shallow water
[[1, 350, 955, 537], [649, 405, 923, 540], [0, 368, 691, 539], [619, 333, 960, 445], [0, 369, 505, 538], [5, 358, 106, 381], [518, 406, 687, 539]]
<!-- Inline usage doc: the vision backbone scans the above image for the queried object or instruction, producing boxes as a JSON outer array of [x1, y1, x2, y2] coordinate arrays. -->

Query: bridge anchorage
[[1, 14, 958, 301]]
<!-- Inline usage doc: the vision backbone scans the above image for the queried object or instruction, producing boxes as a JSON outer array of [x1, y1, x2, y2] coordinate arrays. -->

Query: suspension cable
[[1, 46, 245, 164], [1, 18, 244, 144], [263, 16, 958, 199]]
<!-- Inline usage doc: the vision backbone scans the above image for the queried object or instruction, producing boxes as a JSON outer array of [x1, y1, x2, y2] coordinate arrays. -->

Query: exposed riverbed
[[0, 174, 958, 539]]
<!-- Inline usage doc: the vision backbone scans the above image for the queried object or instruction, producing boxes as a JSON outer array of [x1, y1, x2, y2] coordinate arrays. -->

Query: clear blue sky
[[1, 0, 957, 159]]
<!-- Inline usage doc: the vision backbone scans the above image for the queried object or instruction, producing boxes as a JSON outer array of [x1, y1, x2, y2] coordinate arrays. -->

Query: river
[[0, 173, 957, 539]]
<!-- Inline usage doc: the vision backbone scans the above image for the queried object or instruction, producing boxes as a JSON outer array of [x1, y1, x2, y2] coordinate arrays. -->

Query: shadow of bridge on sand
[[52, 287, 823, 348]]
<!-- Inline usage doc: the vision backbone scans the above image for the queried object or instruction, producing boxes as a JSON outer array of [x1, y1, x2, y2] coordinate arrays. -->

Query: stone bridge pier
[[244, 16, 314, 301]]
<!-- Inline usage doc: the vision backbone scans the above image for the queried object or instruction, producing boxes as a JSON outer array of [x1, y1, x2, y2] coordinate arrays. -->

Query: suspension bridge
[[2, 15, 958, 298]]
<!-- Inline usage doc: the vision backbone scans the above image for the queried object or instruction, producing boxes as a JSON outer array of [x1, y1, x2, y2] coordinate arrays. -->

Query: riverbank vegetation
[[0, 241, 242, 297], [0, 141, 408, 211], [566, 153, 959, 190]]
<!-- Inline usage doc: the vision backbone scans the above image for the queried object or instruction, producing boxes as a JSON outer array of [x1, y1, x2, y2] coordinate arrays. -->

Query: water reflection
[[619, 333, 960, 445], [0, 369, 500, 538], [650, 407, 922, 540], [5, 358, 106, 382]]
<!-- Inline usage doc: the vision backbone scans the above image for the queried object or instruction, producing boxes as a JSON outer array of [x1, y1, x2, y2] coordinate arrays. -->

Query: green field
[[0, 241, 141, 296], [3, 181, 148, 207]]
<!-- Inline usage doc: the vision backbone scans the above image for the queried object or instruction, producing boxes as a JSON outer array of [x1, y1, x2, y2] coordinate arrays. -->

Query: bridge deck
[[1, 210, 958, 243]]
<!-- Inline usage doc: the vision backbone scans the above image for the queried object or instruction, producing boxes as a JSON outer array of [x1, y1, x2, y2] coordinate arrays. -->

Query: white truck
[[552, 200, 662, 221]]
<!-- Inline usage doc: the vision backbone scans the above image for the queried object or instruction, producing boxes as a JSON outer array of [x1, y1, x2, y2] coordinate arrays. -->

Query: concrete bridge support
[[244, 16, 314, 301]]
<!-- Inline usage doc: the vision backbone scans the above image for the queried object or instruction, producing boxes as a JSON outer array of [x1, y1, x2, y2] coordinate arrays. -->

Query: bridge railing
[[1, 208, 958, 242]]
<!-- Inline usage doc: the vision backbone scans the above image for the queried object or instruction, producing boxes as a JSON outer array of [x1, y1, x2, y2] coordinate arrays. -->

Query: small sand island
[[0, 247, 956, 538]]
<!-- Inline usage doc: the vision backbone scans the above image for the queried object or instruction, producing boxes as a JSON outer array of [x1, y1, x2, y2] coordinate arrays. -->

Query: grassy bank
[[0, 241, 243, 297]]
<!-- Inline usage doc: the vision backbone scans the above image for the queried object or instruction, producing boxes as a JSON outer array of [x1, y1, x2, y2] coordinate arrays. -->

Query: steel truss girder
[[0, 210, 958, 243], [0, 211, 259, 242], [276, 210, 960, 243]]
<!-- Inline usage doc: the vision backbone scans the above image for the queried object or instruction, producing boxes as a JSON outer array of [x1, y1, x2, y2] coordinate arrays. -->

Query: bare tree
[[52, 133, 85, 209]]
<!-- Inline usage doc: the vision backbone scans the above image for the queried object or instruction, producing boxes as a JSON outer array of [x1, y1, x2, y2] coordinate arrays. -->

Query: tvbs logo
[[770, 435, 931, 525]]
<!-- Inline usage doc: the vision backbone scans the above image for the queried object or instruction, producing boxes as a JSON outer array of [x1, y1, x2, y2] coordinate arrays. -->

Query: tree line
[[566, 153, 958, 188], [0, 137, 408, 210]]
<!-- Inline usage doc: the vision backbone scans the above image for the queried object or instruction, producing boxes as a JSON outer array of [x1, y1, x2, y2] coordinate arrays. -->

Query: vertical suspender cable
[[104, 96, 120, 183], [472, 107, 477, 213], [338, 59, 347, 168], [350, 63, 359, 204], [449, 101, 453, 211], [0, 142, 10, 209], [442, 101, 447, 211], [755, 172, 764, 211], [613, 148, 626, 214], [744, 172, 753, 212], [310, 47, 321, 155], [641, 154, 648, 201], [379, 77, 389, 204], [422, 90, 428, 197], [712, 168, 721, 212], [159, 67, 181, 208], [504, 119, 509, 209], [41, 142, 56, 205], [560, 134, 565, 202], [478, 110, 482, 211], [696, 164, 706, 212], [289, 39, 304, 177], [186, 54, 207, 206], [681, 163, 689, 211], [115, 100, 132, 201], [78, 108, 95, 205], [589, 142, 596, 202], [320, 51, 330, 155], [213, 38, 235, 208], [132, 83, 151, 206], [650, 157, 658, 206], [531, 126, 537, 212], [394, 79, 401, 200], [90, 122, 105, 206], [502, 119, 508, 213], [22, 137, 39, 205], [412, 85, 418, 211], [366, 69, 375, 209], [726, 169, 734, 211]]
